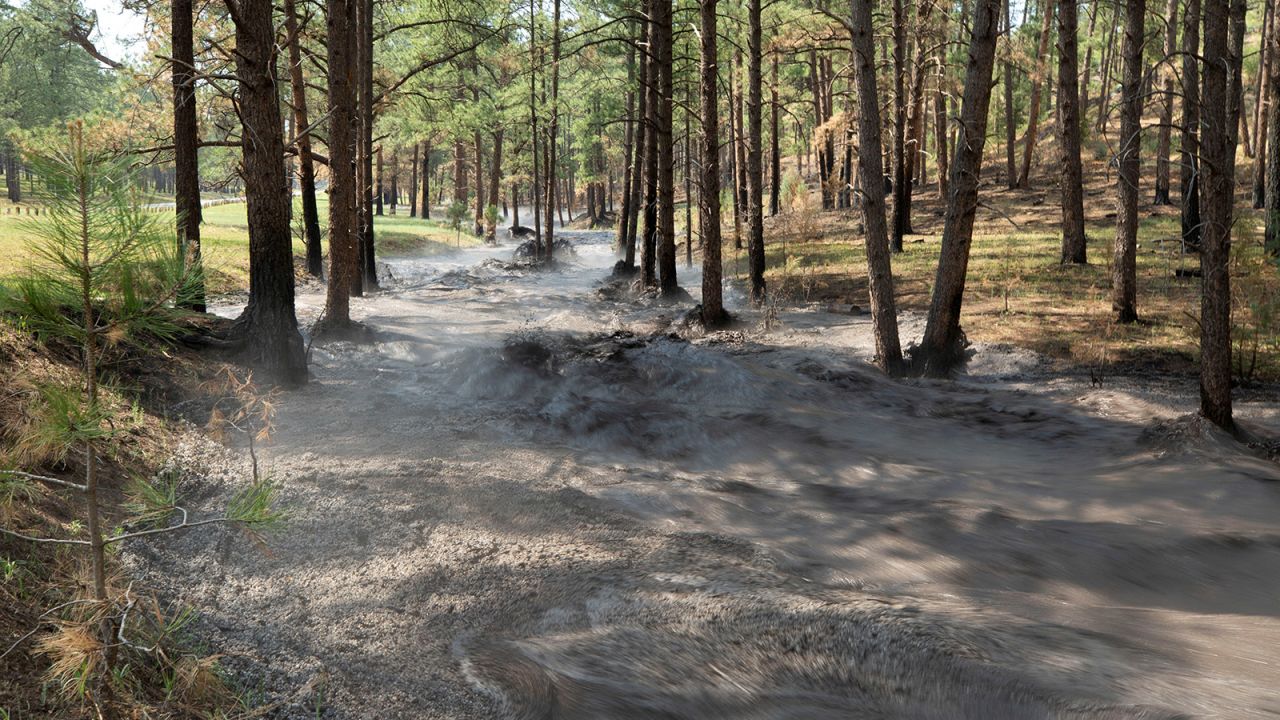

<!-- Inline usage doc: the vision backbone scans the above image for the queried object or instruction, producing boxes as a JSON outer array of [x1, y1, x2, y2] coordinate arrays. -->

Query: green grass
[[0, 195, 478, 295]]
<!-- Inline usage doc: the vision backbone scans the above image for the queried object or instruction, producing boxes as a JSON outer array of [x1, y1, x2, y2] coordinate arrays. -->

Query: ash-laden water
[[127, 229, 1280, 719]]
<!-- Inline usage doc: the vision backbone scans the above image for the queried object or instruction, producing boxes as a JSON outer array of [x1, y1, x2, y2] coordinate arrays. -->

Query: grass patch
[[0, 195, 479, 295], [737, 162, 1280, 380]]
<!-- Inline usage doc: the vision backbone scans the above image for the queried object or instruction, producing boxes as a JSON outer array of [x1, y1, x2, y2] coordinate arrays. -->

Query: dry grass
[[740, 157, 1280, 380]]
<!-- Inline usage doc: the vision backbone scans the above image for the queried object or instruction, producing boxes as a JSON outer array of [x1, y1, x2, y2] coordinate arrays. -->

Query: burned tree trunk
[[699, 0, 726, 326], [172, 0, 206, 309], [230, 0, 307, 384]]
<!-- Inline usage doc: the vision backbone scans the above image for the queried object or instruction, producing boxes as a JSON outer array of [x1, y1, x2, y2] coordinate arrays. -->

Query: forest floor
[[120, 217, 1280, 718], [737, 159, 1280, 383]]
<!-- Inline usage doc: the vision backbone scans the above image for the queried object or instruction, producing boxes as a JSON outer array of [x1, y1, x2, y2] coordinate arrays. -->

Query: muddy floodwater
[[126, 229, 1280, 719]]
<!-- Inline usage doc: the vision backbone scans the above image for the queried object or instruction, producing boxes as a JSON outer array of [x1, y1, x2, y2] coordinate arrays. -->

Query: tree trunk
[[641, 0, 659, 285], [231, 0, 307, 385], [390, 148, 399, 215], [699, 0, 726, 325], [1181, 0, 1202, 250], [731, 56, 745, 248], [375, 146, 384, 215], [654, 0, 677, 293], [1003, 0, 1016, 189], [1253, 0, 1275, 207], [322, 0, 357, 328], [901, 0, 937, 232], [410, 142, 419, 217], [1017, 0, 1055, 188], [474, 132, 486, 236], [487, 130, 503, 243], [625, 16, 647, 272], [355, 0, 375, 291], [770, 53, 782, 216], [527, 2, 542, 259], [745, 0, 765, 302], [618, 38, 636, 253], [1080, 1, 1097, 121], [915, 0, 1002, 375], [1154, 0, 1178, 205], [1111, 0, 1146, 323], [891, 0, 910, 247], [1198, 0, 1237, 430], [544, 0, 562, 264], [422, 140, 432, 219], [934, 11, 950, 199], [172, 0, 206, 309], [1268, 0, 1280, 255], [851, 0, 905, 375], [1058, 0, 1087, 263], [284, 0, 322, 278]]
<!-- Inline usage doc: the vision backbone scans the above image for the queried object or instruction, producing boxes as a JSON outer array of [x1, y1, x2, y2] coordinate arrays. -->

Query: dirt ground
[[123, 230, 1280, 719]]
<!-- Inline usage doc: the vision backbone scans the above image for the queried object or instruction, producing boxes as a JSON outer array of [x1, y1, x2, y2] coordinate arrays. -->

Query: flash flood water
[[127, 229, 1280, 719]]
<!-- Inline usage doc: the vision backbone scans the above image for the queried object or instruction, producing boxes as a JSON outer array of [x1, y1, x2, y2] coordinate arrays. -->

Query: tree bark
[[746, 0, 765, 302], [1198, 0, 1237, 430], [641, 0, 659, 285], [322, 0, 357, 328], [172, 0, 206, 309], [625, 16, 648, 272], [375, 145, 384, 215], [487, 130, 503, 244], [544, 0, 562, 264], [699, 0, 725, 325], [1253, 0, 1275, 208], [231, 0, 307, 384], [851, 0, 905, 375], [356, 0, 376, 291], [654, 0, 677, 293], [1111, 0, 1146, 323], [422, 140, 432, 219], [934, 11, 950, 199], [1017, 0, 1055, 188], [284, 0, 322, 278], [1154, 0, 1178, 205], [891, 0, 910, 247], [770, 53, 782, 217], [410, 141, 419, 217], [617, 37, 636, 254], [1181, 0, 1202, 250], [1058, 0, 1087, 263], [1268, 0, 1280, 255], [915, 0, 1002, 375], [1003, 0, 1016, 189]]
